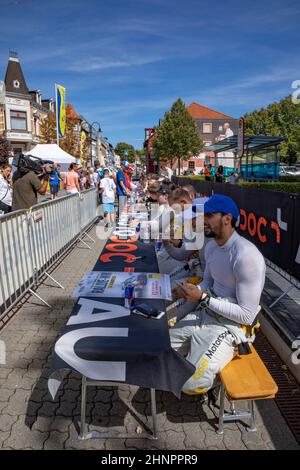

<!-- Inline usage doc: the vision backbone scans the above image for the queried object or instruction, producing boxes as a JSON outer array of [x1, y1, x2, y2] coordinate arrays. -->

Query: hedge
[[181, 175, 205, 181], [177, 175, 300, 193], [279, 175, 300, 182], [238, 182, 300, 194]]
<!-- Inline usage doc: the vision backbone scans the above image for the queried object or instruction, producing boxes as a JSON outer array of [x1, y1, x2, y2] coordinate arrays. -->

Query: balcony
[[5, 129, 33, 142]]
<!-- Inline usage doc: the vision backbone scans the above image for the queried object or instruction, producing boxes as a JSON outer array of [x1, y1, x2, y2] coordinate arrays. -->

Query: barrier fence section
[[0, 189, 98, 320]]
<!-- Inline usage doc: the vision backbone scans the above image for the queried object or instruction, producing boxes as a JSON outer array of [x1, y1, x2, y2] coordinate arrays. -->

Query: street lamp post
[[90, 121, 102, 165]]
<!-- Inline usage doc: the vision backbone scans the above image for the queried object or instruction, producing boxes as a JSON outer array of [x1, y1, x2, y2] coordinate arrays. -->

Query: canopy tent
[[24, 144, 78, 164]]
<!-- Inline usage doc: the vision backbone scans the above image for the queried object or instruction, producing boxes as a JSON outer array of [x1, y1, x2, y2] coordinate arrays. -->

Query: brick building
[[183, 102, 239, 173], [145, 102, 239, 175]]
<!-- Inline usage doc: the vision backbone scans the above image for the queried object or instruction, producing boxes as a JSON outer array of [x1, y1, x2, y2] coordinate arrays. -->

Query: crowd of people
[[0, 157, 140, 216], [0, 155, 266, 401], [203, 163, 239, 184]]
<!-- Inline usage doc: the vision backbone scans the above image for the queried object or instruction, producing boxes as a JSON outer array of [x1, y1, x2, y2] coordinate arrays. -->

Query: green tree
[[153, 98, 203, 174], [115, 142, 136, 163], [0, 136, 12, 165], [244, 96, 300, 164]]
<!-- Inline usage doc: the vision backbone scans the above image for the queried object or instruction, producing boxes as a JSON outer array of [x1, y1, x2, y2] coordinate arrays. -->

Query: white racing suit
[[157, 247, 187, 274], [170, 298, 251, 394], [170, 231, 266, 394], [167, 258, 205, 321]]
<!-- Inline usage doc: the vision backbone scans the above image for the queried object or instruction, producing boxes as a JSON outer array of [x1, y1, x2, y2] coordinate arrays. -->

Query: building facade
[[184, 102, 239, 173], [144, 103, 239, 175], [0, 51, 50, 155], [1, 51, 109, 166]]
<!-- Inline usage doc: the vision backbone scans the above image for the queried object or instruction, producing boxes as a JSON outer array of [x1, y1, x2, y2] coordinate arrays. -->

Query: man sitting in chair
[[169, 194, 266, 396]]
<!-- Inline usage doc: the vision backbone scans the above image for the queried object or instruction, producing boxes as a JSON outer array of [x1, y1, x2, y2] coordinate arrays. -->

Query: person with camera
[[0, 163, 13, 214], [12, 161, 49, 211]]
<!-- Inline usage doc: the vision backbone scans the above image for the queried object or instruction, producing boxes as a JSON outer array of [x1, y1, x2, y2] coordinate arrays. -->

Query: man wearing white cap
[[169, 194, 266, 395]]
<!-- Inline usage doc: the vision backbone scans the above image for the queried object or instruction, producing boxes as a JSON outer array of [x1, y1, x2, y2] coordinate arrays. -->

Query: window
[[10, 110, 27, 131], [188, 161, 195, 169], [203, 123, 212, 133]]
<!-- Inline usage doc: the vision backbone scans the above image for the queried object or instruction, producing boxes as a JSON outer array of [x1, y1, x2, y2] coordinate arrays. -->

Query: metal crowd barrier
[[265, 258, 300, 308], [0, 189, 98, 320]]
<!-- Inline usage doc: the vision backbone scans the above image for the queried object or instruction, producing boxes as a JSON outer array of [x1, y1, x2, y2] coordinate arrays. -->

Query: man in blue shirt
[[116, 160, 130, 217], [94, 160, 104, 205], [49, 165, 60, 200], [95, 161, 104, 181]]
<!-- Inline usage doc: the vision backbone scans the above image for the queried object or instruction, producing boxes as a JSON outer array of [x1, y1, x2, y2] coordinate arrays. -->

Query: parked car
[[183, 169, 195, 176], [280, 165, 300, 176]]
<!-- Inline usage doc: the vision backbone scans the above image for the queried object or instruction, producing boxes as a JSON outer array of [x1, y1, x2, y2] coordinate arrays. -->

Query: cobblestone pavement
[[0, 224, 299, 450]]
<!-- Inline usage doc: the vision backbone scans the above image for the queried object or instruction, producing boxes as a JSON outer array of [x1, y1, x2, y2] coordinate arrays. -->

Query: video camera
[[12, 154, 54, 175]]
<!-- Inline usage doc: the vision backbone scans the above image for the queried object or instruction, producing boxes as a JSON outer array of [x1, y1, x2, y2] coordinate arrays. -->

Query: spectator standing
[[12, 165, 49, 211], [100, 169, 116, 228], [49, 165, 60, 200], [116, 160, 130, 217], [124, 165, 131, 191], [94, 161, 104, 203], [88, 167, 99, 189], [204, 164, 211, 181], [229, 171, 239, 185], [56, 164, 63, 189], [94, 161, 104, 181], [64, 163, 80, 195], [215, 165, 224, 183], [0, 163, 13, 214], [160, 163, 173, 181]]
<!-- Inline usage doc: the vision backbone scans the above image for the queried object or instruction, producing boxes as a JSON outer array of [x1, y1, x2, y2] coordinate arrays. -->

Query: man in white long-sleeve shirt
[[169, 194, 266, 394]]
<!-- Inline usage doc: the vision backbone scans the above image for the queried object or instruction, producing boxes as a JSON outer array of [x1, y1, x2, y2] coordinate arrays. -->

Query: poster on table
[[72, 271, 172, 300]]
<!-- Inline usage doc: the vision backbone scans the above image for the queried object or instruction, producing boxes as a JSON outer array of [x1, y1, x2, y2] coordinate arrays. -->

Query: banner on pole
[[56, 84, 66, 138], [80, 130, 87, 164]]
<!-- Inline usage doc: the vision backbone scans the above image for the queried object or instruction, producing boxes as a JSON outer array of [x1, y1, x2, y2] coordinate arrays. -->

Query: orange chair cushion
[[220, 345, 278, 400]]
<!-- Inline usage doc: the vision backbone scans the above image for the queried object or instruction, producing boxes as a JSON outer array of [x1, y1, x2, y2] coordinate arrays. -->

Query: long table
[[48, 212, 194, 439]]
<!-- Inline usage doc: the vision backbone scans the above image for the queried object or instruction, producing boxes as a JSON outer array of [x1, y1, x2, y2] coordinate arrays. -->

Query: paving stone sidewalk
[[0, 224, 299, 450]]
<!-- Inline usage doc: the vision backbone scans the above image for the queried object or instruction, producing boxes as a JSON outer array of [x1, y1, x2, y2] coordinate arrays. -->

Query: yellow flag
[[80, 131, 87, 164], [56, 84, 66, 138]]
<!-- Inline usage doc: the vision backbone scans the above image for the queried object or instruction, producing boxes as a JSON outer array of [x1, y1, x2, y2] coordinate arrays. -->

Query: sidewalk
[[0, 224, 299, 450]]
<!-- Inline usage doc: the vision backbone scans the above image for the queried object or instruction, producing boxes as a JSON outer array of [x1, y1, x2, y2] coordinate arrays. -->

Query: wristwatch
[[199, 291, 211, 308]]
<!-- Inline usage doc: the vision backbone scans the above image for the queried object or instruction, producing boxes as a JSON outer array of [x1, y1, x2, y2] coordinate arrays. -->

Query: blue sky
[[0, 0, 299, 147]]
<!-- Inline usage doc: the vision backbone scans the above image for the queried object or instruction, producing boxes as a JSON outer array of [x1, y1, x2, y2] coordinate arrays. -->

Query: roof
[[206, 135, 285, 153], [4, 55, 29, 96], [66, 103, 81, 121], [187, 102, 233, 120]]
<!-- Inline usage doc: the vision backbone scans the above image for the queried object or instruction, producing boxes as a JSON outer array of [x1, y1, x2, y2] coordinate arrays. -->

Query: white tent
[[25, 144, 77, 164]]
